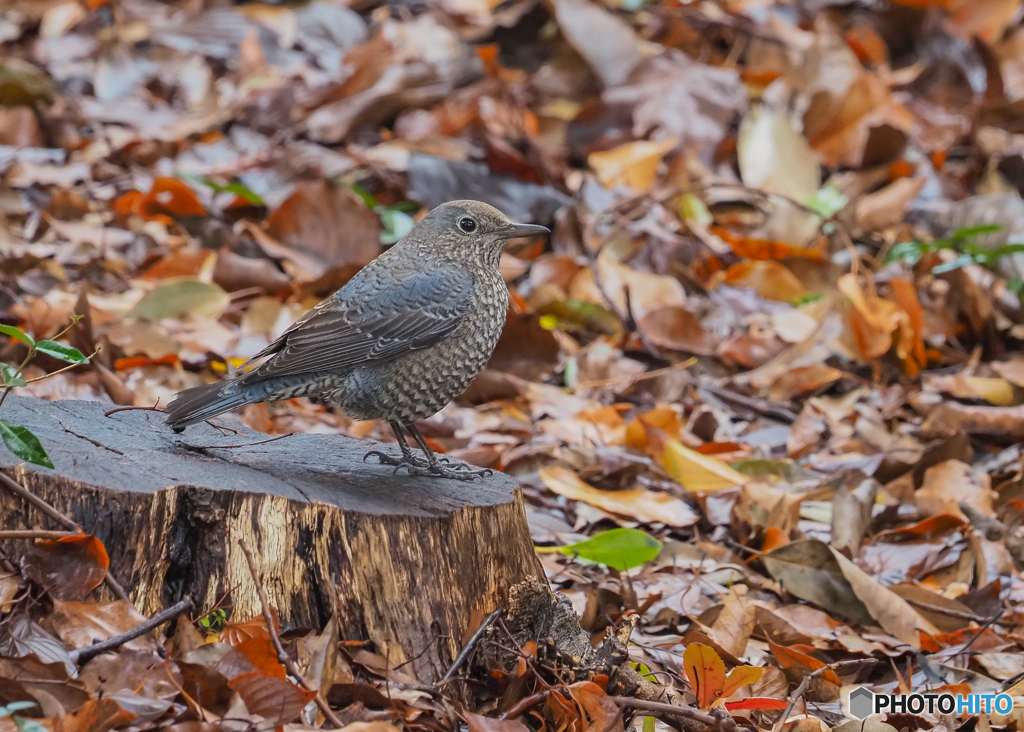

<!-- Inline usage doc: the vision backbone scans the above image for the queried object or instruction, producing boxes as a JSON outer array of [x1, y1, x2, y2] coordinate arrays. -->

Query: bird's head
[[409, 200, 549, 263]]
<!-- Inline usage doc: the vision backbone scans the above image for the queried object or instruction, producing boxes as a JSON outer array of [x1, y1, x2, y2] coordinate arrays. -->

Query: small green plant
[[199, 607, 228, 633], [351, 184, 418, 245], [0, 701, 47, 732], [188, 175, 265, 206], [0, 316, 90, 468], [885, 224, 1023, 274]]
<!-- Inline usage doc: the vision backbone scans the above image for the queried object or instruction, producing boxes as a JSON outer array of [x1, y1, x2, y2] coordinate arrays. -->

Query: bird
[[165, 200, 549, 481]]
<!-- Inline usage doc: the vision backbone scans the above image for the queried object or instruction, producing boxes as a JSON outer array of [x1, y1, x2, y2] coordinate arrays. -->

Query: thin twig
[[184, 433, 295, 450], [104, 402, 163, 417], [0, 470, 130, 601], [443, 607, 501, 682], [683, 374, 798, 424], [24, 348, 101, 384], [501, 691, 547, 720], [610, 696, 736, 731], [773, 659, 878, 732], [0, 473, 76, 529], [70, 598, 194, 663], [237, 538, 343, 729], [0, 530, 77, 540]]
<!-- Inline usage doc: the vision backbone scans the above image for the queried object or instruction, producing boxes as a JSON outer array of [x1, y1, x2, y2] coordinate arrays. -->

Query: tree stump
[[0, 395, 543, 683]]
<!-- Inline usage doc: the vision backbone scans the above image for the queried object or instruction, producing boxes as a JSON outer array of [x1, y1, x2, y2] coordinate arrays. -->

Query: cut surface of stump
[[0, 395, 542, 682]]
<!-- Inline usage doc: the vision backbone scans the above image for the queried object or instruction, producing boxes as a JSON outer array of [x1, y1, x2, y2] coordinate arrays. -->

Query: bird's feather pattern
[[240, 266, 476, 383]]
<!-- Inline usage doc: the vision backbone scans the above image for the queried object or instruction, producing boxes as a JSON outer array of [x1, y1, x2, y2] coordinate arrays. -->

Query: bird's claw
[[404, 463, 491, 481], [364, 449, 429, 469], [364, 449, 492, 480]]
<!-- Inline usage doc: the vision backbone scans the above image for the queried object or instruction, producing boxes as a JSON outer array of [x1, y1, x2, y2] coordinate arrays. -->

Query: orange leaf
[[235, 635, 287, 678], [761, 527, 790, 553], [767, 640, 841, 685], [721, 666, 764, 698], [887, 278, 926, 376], [114, 354, 181, 371], [710, 227, 823, 261], [683, 643, 727, 709], [725, 697, 788, 711], [221, 608, 278, 647]]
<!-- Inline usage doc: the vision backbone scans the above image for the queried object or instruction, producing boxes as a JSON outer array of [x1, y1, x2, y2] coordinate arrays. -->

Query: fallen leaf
[[539, 466, 698, 527], [129, 279, 230, 321], [738, 107, 820, 204], [588, 138, 677, 191], [265, 181, 381, 278], [683, 643, 727, 710], [20, 535, 108, 601], [662, 440, 748, 493], [915, 460, 996, 519], [228, 672, 315, 725]]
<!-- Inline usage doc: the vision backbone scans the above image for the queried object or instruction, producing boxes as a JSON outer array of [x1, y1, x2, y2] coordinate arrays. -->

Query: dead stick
[[610, 697, 737, 731], [0, 530, 77, 540], [238, 538, 343, 729], [443, 607, 501, 682], [773, 659, 877, 732], [0, 471, 78, 530], [0, 470, 129, 601], [186, 433, 295, 450], [70, 598, 194, 663]]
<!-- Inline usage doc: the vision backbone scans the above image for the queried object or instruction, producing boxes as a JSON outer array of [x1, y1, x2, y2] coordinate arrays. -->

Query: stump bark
[[0, 395, 543, 683]]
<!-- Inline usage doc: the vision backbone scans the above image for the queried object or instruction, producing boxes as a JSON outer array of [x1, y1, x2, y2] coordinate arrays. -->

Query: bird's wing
[[240, 268, 475, 383]]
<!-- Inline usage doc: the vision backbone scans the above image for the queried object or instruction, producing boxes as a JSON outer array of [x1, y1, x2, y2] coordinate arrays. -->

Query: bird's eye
[[458, 217, 477, 233]]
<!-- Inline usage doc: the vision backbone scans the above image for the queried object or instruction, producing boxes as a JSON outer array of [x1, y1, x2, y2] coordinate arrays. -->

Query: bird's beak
[[500, 222, 550, 240]]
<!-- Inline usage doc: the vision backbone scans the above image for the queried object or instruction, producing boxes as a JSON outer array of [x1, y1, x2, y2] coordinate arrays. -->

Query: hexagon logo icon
[[849, 687, 874, 719]]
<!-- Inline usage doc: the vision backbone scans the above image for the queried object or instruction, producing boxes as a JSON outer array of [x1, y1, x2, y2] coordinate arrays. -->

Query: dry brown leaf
[[915, 460, 996, 519]]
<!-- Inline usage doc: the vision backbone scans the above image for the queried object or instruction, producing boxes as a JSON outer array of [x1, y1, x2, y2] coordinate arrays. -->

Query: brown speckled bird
[[165, 200, 549, 480]]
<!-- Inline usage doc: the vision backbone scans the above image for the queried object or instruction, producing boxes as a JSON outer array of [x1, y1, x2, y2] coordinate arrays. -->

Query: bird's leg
[[364, 421, 431, 469], [405, 423, 492, 481]]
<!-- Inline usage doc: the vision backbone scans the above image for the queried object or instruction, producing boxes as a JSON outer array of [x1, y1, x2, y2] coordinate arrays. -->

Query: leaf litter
[[4, 0, 1024, 729]]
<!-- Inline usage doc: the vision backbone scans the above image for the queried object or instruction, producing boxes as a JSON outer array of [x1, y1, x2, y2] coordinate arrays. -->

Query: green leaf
[[559, 528, 662, 570], [0, 420, 53, 469], [642, 717, 656, 732], [930, 253, 974, 274], [378, 208, 416, 245], [350, 183, 377, 209], [789, 291, 824, 307], [806, 184, 848, 219], [130, 278, 230, 320], [33, 340, 88, 365], [14, 716, 48, 732], [1008, 278, 1024, 294], [185, 174, 264, 206], [949, 223, 1002, 240], [0, 702, 38, 716], [1, 363, 26, 388], [885, 239, 929, 265], [0, 325, 33, 347]]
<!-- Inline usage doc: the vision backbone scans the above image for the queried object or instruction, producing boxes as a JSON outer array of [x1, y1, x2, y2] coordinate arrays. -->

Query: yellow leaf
[[588, 138, 678, 191], [962, 376, 1017, 406], [721, 666, 764, 699], [538, 466, 698, 527], [662, 440, 748, 493]]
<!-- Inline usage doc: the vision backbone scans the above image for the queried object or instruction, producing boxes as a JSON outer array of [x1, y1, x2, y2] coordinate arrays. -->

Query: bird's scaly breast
[[340, 269, 508, 422]]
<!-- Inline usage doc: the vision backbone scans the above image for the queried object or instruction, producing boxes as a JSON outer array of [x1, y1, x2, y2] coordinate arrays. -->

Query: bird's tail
[[165, 380, 253, 432]]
